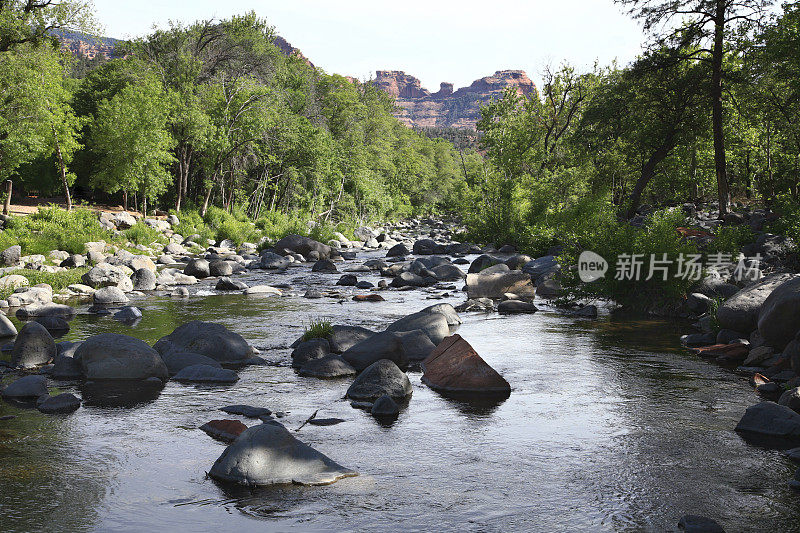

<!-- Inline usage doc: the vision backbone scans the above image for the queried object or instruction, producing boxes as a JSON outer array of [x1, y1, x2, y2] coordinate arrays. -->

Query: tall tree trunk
[[201, 176, 215, 217], [711, 2, 729, 217], [176, 150, 184, 213], [3, 180, 11, 216], [626, 131, 676, 219], [54, 138, 72, 211], [123, 190, 128, 211]]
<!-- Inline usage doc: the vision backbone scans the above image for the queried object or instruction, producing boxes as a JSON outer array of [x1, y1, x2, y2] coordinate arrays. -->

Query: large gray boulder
[[51, 348, 83, 380], [346, 359, 412, 402], [209, 260, 233, 277], [259, 252, 290, 270], [93, 286, 128, 305], [1, 375, 47, 399], [16, 303, 76, 320], [81, 263, 132, 290], [421, 303, 462, 326], [76, 333, 168, 381], [395, 329, 436, 361], [717, 273, 797, 334], [132, 268, 156, 291], [432, 264, 465, 281], [154, 321, 253, 363], [208, 421, 356, 486], [161, 351, 222, 376], [11, 321, 56, 368], [173, 364, 238, 384], [0, 245, 21, 266], [735, 401, 800, 445], [328, 325, 374, 353], [522, 255, 559, 279], [341, 331, 407, 372], [273, 235, 332, 260], [465, 270, 536, 300], [758, 276, 800, 350], [184, 258, 211, 279], [468, 254, 502, 274], [291, 338, 331, 369], [386, 310, 451, 345]]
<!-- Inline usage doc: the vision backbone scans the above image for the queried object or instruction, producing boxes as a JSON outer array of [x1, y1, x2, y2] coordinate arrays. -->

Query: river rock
[[779, 387, 800, 414], [200, 419, 248, 443], [498, 300, 539, 315], [371, 394, 399, 418], [259, 252, 290, 270], [16, 303, 76, 320], [346, 359, 412, 402], [132, 268, 156, 291], [0, 245, 21, 266], [245, 285, 281, 295], [0, 274, 29, 291], [154, 321, 253, 363], [466, 270, 536, 300], [395, 329, 436, 361], [11, 321, 56, 368], [208, 421, 356, 486], [76, 333, 168, 381], [758, 276, 800, 350], [34, 316, 70, 334], [522, 255, 559, 279], [328, 325, 375, 353], [81, 263, 132, 290], [386, 309, 451, 344], [220, 405, 272, 418], [468, 254, 502, 274], [60, 254, 86, 268], [173, 364, 238, 384], [413, 239, 439, 255], [336, 274, 358, 286], [1, 375, 47, 399], [341, 331, 407, 372], [390, 272, 433, 288], [311, 259, 338, 273], [93, 286, 128, 305], [386, 243, 410, 257], [113, 306, 142, 323], [209, 260, 233, 277], [36, 392, 81, 414], [735, 401, 800, 445], [432, 264, 465, 281], [298, 354, 357, 378], [0, 313, 17, 337], [291, 338, 331, 368], [687, 292, 713, 314], [716, 273, 797, 334], [112, 211, 137, 229], [51, 349, 82, 379], [274, 235, 332, 260], [161, 351, 222, 375], [184, 258, 210, 278], [216, 277, 248, 291], [421, 334, 511, 395]]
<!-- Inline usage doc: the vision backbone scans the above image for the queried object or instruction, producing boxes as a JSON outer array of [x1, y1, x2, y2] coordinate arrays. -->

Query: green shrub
[[0, 207, 113, 255], [123, 222, 167, 246], [301, 319, 333, 341], [707, 224, 754, 255]]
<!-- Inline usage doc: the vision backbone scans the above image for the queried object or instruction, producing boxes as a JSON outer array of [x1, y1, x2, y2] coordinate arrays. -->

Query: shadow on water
[[80, 380, 164, 408]]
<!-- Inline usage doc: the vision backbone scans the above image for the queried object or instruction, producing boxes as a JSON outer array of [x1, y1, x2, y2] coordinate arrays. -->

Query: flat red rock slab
[[677, 227, 715, 239], [352, 294, 385, 302], [691, 343, 749, 360], [200, 419, 248, 443], [421, 334, 510, 394]]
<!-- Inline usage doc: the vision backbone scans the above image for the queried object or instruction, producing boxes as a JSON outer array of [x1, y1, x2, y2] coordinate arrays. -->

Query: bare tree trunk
[[626, 131, 676, 219], [54, 138, 72, 211], [711, 2, 729, 217], [3, 180, 11, 215], [201, 177, 215, 217]]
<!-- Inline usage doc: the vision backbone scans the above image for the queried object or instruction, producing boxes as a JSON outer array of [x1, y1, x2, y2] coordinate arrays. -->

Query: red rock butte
[[373, 69, 536, 129]]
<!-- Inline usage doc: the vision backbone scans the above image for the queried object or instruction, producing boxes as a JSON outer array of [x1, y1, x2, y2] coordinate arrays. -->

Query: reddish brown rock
[[200, 419, 248, 443], [751, 373, 771, 387], [352, 294, 385, 302], [421, 334, 510, 395], [690, 343, 749, 360]]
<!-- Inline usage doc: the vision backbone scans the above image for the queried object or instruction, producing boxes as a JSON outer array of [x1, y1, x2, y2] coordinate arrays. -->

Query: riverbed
[[1, 249, 799, 532]]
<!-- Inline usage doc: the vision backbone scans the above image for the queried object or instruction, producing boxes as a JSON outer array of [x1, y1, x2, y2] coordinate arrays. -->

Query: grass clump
[[301, 319, 333, 342], [122, 222, 168, 246]]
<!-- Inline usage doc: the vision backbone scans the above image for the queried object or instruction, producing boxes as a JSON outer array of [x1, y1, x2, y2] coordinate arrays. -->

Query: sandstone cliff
[[373, 70, 536, 129]]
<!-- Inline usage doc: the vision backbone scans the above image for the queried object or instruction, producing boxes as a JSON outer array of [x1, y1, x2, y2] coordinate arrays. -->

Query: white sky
[[93, 0, 647, 90]]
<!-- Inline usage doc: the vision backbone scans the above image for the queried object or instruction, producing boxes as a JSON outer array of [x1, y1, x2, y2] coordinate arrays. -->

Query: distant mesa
[[53, 30, 123, 60], [373, 69, 535, 129]]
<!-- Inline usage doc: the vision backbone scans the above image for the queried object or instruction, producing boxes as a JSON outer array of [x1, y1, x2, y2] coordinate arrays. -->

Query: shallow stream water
[[1, 250, 799, 532]]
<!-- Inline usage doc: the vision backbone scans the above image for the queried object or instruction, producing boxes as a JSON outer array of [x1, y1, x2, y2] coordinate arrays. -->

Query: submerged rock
[[371, 394, 400, 418], [36, 392, 81, 414], [421, 334, 511, 396], [220, 405, 272, 418], [200, 419, 248, 443], [161, 351, 222, 376], [1, 375, 48, 400], [497, 300, 538, 315], [208, 421, 357, 486], [172, 364, 239, 384], [677, 515, 725, 533]]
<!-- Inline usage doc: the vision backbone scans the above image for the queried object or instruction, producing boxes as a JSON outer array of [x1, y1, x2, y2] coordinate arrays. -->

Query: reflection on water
[[2, 252, 800, 532], [80, 380, 164, 408]]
